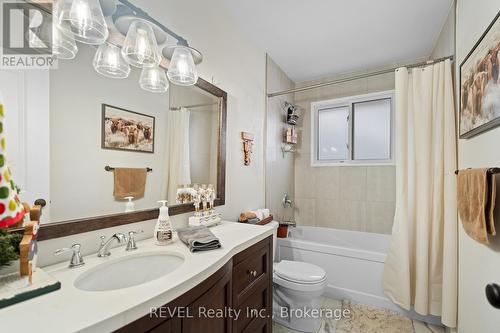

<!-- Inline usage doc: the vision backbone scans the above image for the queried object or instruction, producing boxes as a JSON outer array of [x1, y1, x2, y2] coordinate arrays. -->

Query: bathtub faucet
[[282, 193, 293, 208]]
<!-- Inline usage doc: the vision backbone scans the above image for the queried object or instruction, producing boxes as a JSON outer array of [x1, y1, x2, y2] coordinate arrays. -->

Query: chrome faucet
[[283, 193, 293, 208], [54, 243, 85, 268], [125, 230, 143, 251], [98, 233, 126, 257]]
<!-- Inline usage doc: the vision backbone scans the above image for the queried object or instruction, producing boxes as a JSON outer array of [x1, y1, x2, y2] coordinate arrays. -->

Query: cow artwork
[[102, 104, 155, 153], [460, 11, 500, 138]]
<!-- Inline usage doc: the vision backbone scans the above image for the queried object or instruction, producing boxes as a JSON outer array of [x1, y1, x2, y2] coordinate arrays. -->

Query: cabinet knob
[[486, 283, 500, 309], [248, 270, 257, 277]]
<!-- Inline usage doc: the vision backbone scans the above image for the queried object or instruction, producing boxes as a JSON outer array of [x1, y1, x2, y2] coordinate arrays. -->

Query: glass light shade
[[56, 0, 108, 45], [121, 20, 160, 68], [24, 11, 77, 59], [167, 46, 198, 86], [93, 42, 130, 78], [139, 66, 169, 93], [53, 21, 78, 59]]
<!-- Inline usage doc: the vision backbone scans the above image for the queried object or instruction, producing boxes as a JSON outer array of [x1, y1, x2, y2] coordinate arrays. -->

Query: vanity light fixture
[[121, 20, 160, 68], [49, 0, 203, 91], [93, 42, 130, 78], [56, 0, 109, 45], [139, 66, 169, 93], [164, 44, 201, 86]]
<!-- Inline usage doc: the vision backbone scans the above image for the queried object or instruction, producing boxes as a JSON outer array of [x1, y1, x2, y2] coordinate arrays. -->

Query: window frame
[[311, 90, 395, 167]]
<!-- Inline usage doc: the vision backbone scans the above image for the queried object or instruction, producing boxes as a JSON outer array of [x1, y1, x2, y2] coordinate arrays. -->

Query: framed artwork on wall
[[101, 104, 155, 153], [459, 10, 500, 139]]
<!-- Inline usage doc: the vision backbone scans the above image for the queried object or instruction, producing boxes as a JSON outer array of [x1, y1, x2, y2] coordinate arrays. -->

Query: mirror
[[167, 83, 221, 206], [0, 43, 226, 236]]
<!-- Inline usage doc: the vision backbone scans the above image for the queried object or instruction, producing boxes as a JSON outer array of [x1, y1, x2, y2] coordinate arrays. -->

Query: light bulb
[[93, 42, 130, 79], [167, 46, 198, 86], [70, 0, 92, 31]]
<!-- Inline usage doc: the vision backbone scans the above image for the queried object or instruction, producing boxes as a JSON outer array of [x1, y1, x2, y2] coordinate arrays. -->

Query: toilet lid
[[274, 260, 326, 284]]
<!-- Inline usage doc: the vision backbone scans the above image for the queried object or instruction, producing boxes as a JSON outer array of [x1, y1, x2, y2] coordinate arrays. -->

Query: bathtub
[[276, 226, 442, 325]]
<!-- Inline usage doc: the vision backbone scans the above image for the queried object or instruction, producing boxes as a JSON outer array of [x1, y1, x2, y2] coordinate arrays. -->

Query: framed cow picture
[[459, 10, 500, 139], [101, 104, 155, 153]]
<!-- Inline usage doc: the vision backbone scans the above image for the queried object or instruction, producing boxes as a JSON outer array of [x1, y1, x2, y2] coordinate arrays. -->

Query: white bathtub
[[276, 226, 442, 325]]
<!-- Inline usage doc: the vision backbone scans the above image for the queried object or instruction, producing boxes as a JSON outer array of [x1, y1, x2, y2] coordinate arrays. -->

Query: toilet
[[269, 221, 327, 332]]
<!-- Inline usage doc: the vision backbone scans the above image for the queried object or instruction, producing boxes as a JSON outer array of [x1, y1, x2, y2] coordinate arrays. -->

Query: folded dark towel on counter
[[176, 226, 221, 252], [246, 217, 260, 224]]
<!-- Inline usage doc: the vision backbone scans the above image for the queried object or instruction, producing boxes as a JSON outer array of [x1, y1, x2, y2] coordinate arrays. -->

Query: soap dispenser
[[154, 200, 173, 245], [124, 196, 135, 213]]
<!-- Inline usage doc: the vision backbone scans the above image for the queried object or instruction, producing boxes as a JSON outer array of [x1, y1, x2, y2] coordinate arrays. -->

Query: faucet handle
[[126, 230, 143, 251], [54, 244, 85, 268], [99, 235, 106, 246]]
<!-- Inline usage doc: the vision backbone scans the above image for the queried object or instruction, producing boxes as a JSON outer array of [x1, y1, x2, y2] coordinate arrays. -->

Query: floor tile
[[272, 322, 301, 333], [413, 320, 433, 333], [272, 297, 446, 333], [321, 296, 342, 310]]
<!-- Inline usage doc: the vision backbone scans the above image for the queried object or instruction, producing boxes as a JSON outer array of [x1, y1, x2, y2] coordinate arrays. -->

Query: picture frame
[[459, 10, 500, 139], [101, 104, 155, 153]]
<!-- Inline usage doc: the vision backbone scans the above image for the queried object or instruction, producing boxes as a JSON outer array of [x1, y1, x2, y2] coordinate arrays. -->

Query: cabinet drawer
[[234, 281, 268, 333], [241, 317, 268, 333], [233, 244, 269, 300]]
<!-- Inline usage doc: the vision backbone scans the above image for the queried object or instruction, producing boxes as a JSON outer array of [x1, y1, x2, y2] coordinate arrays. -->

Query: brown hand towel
[[113, 168, 147, 199], [457, 168, 496, 244]]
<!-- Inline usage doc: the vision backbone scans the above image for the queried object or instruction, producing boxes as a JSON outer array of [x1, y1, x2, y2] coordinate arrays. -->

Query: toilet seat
[[274, 260, 326, 284]]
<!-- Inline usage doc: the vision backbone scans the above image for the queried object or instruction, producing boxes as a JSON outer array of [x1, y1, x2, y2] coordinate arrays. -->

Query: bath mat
[[335, 300, 414, 333]]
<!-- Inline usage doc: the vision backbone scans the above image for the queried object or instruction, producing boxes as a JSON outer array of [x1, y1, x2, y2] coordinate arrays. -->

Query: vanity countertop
[[0, 221, 274, 333]]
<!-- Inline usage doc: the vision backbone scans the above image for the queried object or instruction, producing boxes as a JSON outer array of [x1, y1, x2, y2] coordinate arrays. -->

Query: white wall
[[37, 0, 266, 266], [455, 1, 500, 332], [431, 2, 456, 59]]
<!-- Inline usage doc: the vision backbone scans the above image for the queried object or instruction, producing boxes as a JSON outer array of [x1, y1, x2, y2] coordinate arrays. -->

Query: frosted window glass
[[353, 99, 391, 160], [318, 106, 349, 160]]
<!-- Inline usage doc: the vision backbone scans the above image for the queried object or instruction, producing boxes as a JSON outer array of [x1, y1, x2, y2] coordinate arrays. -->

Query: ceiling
[[220, 0, 454, 82]]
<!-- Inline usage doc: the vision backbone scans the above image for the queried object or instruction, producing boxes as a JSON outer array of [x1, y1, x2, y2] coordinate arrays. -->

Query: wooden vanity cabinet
[[232, 236, 273, 333], [118, 236, 272, 333]]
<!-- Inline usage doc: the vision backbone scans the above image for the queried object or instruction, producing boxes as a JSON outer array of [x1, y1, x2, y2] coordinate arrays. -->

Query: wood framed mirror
[[3, 55, 226, 240], [1, 2, 227, 240]]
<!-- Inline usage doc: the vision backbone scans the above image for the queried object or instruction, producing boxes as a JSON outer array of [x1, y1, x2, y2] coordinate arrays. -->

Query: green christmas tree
[[0, 228, 22, 267]]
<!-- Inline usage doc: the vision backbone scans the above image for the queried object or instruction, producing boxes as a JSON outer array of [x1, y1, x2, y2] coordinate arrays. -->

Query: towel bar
[[454, 167, 500, 175], [105, 166, 153, 172]]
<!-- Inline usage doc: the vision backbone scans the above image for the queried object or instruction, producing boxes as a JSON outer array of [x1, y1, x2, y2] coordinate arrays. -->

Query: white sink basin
[[74, 252, 184, 291]]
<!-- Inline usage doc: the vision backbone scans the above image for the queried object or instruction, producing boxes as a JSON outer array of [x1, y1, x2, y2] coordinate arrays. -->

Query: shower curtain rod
[[267, 55, 454, 98], [169, 102, 219, 111]]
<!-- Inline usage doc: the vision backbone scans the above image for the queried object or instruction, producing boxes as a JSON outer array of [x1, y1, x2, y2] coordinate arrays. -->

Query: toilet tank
[[268, 221, 279, 262]]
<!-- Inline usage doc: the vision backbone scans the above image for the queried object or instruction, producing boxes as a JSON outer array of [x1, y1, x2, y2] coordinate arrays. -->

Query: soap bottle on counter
[[124, 196, 135, 212], [154, 200, 173, 245]]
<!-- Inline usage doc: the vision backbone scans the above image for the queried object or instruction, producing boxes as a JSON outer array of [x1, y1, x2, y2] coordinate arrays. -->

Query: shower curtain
[[164, 108, 191, 203], [383, 59, 457, 327]]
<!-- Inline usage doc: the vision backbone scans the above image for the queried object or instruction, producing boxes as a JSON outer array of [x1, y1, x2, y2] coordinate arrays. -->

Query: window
[[311, 91, 394, 165]]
